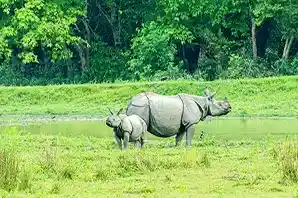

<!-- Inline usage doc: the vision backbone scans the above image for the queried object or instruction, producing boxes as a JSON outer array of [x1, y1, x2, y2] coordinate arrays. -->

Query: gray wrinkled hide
[[125, 90, 231, 146], [106, 112, 147, 149]]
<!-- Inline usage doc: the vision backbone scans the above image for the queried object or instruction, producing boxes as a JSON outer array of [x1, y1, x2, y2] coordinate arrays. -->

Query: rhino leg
[[186, 125, 195, 146], [123, 132, 130, 150], [135, 140, 142, 148], [140, 133, 146, 148], [175, 132, 185, 147], [114, 132, 123, 150]]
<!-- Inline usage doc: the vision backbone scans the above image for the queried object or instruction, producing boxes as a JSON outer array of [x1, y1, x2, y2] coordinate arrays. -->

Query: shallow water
[[0, 118, 297, 141]]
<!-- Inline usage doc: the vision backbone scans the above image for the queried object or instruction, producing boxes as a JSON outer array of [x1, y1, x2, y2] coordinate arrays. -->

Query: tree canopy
[[0, 0, 297, 85]]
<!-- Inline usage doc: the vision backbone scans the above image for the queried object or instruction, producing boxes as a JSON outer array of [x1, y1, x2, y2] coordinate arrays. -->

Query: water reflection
[[0, 118, 297, 141]]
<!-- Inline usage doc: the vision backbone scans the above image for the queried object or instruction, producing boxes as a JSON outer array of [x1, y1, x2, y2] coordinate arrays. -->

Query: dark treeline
[[0, 0, 298, 85]]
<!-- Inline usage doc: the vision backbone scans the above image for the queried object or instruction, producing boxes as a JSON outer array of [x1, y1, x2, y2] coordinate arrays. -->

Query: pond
[[0, 117, 297, 142]]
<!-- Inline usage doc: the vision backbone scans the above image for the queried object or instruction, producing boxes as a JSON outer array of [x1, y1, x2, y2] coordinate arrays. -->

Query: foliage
[[128, 21, 194, 80], [0, 0, 298, 84], [226, 54, 268, 79], [273, 58, 298, 76], [81, 40, 129, 83], [276, 0, 298, 39], [0, 0, 84, 64]]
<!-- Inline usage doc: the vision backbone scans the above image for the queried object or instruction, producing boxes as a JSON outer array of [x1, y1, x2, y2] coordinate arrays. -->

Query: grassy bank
[[0, 75, 297, 117], [0, 128, 298, 197]]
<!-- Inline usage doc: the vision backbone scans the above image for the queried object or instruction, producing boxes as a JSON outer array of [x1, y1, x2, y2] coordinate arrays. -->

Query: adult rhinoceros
[[125, 88, 231, 146]]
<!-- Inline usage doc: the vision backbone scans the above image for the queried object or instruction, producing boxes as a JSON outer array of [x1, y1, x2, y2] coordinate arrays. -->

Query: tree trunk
[[111, 0, 121, 46], [82, 19, 90, 69], [251, 17, 258, 59], [116, 0, 122, 46], [75, 44, 86, 70], [282, 36, 294, 60], [97, 0, 121, 46]]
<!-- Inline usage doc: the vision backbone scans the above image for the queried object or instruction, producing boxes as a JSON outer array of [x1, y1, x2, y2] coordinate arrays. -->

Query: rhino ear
[[117, 108, 123, 115], [210, 91, 217, 99], [209, 86, 220, 99], [224, 96, 228, 101], [108, 107, 113, 115], [204, 87, 210, 96]]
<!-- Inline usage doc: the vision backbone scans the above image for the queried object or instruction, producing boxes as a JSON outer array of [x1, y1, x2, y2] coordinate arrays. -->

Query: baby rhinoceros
[[105, 108, 147, 150]]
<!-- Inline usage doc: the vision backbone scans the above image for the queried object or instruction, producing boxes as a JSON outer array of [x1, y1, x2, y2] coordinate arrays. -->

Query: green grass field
[[0, 75, 297, 117], [0, 76, 298, 197], [0, 128, 298, 197]]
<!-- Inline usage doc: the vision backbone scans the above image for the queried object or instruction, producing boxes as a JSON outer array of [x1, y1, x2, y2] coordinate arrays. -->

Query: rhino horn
[[108, 107, 113, 115], [117, 108, 123, 115]]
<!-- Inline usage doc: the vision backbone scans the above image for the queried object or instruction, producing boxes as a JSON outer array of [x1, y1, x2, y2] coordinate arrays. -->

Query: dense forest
[[0, 0, 298, 85]]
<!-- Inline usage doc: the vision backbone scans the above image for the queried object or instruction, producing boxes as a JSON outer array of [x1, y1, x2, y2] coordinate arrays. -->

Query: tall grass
[[0, 150, 20, 192], [274, 140, 298, 183], [0, 150, 32, 192]]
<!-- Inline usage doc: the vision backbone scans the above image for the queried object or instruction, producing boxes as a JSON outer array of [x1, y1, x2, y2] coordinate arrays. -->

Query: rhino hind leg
[[123, 132, 130, 150], [186, 125, 195, 146], [135, 140, 142, 148], [140, 137, 145, 148], [175, 132, 185, 147]]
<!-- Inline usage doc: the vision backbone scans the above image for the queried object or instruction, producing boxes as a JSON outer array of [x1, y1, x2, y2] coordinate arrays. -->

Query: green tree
[[128, 20, 194, 80], [0, 0, 85, 64]]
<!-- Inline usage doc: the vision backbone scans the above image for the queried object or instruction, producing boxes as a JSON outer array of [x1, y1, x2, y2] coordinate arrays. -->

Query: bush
[[128, 21, 194, 81], [226, 54, 269, 79], [273, 58, 298, 76], [197, 58, 222, 81], [81, 40, 129, 83]]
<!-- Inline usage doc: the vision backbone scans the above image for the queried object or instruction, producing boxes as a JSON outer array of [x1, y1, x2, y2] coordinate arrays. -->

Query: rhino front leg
[[186, 125, 195, 147], [175, 132, 185, 147], [140, 133, 146, 148], [123, 132, 130, 150], [114, 133, 123, 150]]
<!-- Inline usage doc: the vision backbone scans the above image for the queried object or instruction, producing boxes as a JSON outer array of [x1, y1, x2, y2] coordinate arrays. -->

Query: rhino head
[[204, 88, 231, 116], [106, 108, 123, 128]]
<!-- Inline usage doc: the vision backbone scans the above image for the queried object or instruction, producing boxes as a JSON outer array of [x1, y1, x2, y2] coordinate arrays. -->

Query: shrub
[[197, 58, 221, 81], [128, 21, 194, 80], [81, 39, 129, 83], [273, 58, 298, 76], [226, 54, 268, 79]]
